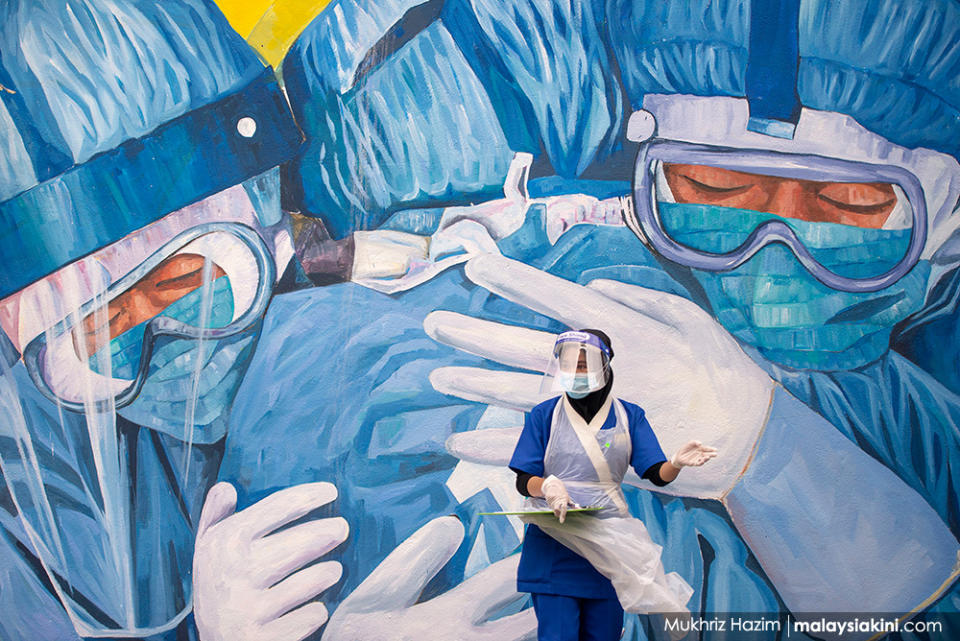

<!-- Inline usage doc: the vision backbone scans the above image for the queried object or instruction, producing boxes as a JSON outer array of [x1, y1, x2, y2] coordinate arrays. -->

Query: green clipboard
[[478, 507, 604, 516]]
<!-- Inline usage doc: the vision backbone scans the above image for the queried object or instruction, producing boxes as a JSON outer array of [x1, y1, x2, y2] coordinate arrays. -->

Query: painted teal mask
[[88, 276, 235, 380], [660, 203, 930, 370]]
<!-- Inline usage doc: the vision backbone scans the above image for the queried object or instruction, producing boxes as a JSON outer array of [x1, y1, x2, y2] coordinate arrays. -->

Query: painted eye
[[664, 164, 755, 195], [817, 183, 896, 216], [153, 255, 224, 292]]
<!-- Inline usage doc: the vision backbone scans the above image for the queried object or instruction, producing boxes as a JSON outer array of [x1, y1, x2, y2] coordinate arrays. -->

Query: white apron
[[521, 396, 694, 614]]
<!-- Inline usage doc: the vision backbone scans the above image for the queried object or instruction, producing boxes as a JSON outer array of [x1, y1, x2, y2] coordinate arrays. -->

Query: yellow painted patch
[[216, 0, 333, 68]]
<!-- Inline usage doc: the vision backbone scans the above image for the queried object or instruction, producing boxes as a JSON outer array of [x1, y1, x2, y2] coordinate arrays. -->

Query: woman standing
[[509, 329, 716, 641]]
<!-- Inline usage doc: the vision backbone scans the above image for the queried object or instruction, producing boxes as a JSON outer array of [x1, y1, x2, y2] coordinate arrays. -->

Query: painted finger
[[262, 562, 343, 620], [235, 482, 338, 539], [340, 516, 464, 612], [464, 254, 636, 330], [424, 311, 555, 372], [198, 481, 238, 535], [474, 609, 538, 641], [256, 518, 349, 586], [586, 278, 708, 329], [445, 427, 522, 465], [445, 556, 527, 622], [430, 367, 545, 411], [261, 602, 330, 641]]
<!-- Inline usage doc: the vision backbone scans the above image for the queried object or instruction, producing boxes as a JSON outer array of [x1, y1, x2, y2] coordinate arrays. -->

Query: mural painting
[[1, 0, 959, 639]]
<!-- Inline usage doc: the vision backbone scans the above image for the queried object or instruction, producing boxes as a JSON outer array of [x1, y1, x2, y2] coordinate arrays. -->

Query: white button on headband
[[237, 117, 257, 138]]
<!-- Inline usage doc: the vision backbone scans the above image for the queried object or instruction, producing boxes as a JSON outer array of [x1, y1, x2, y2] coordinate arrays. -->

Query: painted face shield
[[0, 1, 303, 631], [542, 331, 612, 398], [0, 177, 291, 637], [623, 96, 960, 370], [23, 222, 273, 419]]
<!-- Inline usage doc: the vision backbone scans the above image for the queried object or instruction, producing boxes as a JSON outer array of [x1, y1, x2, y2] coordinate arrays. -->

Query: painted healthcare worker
[[273, 0, 960, 638], [509, 329, 713, 640], [0, 1, 348, 640]]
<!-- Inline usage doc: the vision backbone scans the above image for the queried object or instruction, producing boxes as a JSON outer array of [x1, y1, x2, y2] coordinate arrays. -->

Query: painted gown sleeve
[[723, 383, 959, 620]]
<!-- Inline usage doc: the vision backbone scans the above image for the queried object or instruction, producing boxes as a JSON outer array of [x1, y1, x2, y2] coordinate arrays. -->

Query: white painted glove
[[194, 482, 348, 641], [541, 475, 575, 523], [425, 254, 776, 499], [321, 516, 535, 641], [670, 440, 718, 468]]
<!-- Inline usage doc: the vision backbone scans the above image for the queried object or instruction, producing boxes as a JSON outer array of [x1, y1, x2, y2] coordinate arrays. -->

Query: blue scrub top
[[509, 395, 667, 598]]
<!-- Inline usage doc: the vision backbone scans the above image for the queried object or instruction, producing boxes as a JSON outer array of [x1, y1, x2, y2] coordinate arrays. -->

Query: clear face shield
[[0, 181, 287, 637], [21, 222, 274, 413], [541, 331, 612, 397]]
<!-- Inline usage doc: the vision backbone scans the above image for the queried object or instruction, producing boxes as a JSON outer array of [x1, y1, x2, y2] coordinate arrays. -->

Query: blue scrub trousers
[[531, 593, 625, 641]]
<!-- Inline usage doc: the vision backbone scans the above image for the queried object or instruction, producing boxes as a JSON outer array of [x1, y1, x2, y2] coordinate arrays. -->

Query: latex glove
[[194, 482, 348, 641], [425, 254, 776, 499], [541, 475, 576, 523], [321, 516, 535, 641], [670, 440, 719, 467]]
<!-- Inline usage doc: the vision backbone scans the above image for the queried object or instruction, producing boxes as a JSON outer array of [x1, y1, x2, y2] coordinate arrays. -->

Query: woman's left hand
[[670, 440, 719, 467]]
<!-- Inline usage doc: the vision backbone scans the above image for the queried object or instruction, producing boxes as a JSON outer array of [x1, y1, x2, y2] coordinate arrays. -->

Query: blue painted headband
[[553, 331, 612, 358], [0, 66, 302, 300]]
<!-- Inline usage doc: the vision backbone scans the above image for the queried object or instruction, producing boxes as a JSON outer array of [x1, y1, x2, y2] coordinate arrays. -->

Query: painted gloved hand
[[670, 441, 719, 467], [425, 254, 776, 499], [194, 482, 348, 641], [348, 152, 532, 295], [541, 475, 575, 523], [321, 516, 535, 641]]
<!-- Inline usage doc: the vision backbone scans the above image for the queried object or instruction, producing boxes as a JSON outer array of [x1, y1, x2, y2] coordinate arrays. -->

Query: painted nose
[[763, 179, 811, 221]]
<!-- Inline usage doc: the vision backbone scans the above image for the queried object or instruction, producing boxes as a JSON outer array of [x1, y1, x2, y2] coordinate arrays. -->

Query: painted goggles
[[626, 139, 928, 293], [22, 222, 275, 411]]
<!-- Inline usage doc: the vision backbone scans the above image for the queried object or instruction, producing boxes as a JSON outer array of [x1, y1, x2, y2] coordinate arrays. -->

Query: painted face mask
[[660, 204, 930, 369], [88, 276, 235, 380]]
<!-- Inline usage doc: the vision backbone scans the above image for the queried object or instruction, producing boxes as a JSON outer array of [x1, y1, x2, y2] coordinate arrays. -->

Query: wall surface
[[1, 1, 959, 640]]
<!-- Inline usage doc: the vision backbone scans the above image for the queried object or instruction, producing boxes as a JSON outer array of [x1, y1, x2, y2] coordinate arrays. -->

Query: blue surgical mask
[[660, 203, 930, 370], [558, 371, 605, 396]]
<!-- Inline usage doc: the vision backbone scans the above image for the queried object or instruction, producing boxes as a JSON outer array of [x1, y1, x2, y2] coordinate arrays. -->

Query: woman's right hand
[[541, 475, 575, 523]]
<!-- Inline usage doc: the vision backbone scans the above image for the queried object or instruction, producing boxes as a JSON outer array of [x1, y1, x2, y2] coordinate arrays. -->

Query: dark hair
[[579, 328, 613, 360]]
